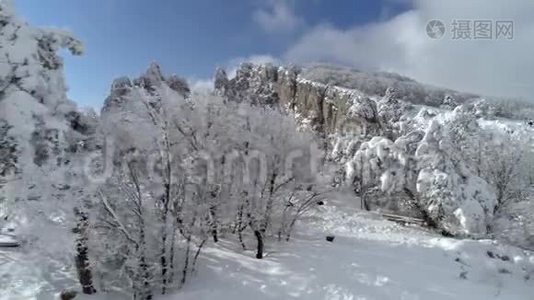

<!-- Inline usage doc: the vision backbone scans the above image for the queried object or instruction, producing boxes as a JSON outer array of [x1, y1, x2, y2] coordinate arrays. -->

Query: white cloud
[[253, 0, 303, 33], [230, 54, 279, 66], [284, 0, 534, 100], [189, 78, 213, 92]]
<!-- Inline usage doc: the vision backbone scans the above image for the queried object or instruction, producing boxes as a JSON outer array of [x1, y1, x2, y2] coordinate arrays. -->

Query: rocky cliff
[[215, 63, 387, 137], [214, 63, 479, 139], [214, 63, 515, 236]]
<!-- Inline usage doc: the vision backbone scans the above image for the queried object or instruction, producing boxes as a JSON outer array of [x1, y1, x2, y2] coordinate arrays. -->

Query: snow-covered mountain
[[216, 62, 533, 237], [0, 1, 533, 299]]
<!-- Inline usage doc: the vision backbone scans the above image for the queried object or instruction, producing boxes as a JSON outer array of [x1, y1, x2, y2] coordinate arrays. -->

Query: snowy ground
[[2, 197, 534, 300], [0, 247, 76, 300], [167, 197, 534, 300]]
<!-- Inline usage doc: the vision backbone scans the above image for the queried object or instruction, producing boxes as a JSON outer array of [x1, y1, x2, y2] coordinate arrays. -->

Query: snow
[[159, 199, 534, 300], [0, 249, 77, 300], [2, 195, 533, 299], [157, 198, 534, 300], [479, 118, 534, 154], [0, 234, 19, 247], [0, 2, 532, 297]]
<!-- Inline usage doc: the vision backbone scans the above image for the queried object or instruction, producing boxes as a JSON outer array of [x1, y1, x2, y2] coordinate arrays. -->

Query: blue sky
[[15, 0, 410, 108], [15, 0, 534, 106]]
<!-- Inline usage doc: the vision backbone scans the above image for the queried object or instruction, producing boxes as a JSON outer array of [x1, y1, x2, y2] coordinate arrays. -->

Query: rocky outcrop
[[100, 63, 192, 170], [214, 63, 489, 139], [103, 63, 190, 114], [215, 63, 382, 136], [215, 63, 507, 236]]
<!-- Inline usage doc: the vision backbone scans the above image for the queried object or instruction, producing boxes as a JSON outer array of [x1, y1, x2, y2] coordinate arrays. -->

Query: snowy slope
[[0, 0, 532, 297], [157, 197, 534, 300], [4, 194, 533, 300]]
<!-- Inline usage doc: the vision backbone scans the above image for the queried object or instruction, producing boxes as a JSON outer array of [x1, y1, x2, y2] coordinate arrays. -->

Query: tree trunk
[[209, 205, 218, 243], [238, 227, 247, 250], [160, 202, 170, 295], [138, 230, 152, 300], [285, 216, 298, 242], [73, 209, 96, 295], [261, 172, 277, 232], [160, 180, 171, 294], [138, 212, 152, 300], [181, 234, 192, 286], [191, 238, 207, 274], [361, 192, 370, 211], [168, 220, 177, 285], [236, 197, 247, 250], [254, 230, 264, 259], [139, 255, 152, 300], [403, 188, 439, 229], [160, 234, 167, 295]]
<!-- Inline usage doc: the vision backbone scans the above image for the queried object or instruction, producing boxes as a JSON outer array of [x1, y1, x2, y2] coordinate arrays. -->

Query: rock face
[[215, 63, 506, 236], [215, 63, 382, 136], [215, 63, 485, 139], [103, 62, 190, 114], [100, 63, 191, 165]]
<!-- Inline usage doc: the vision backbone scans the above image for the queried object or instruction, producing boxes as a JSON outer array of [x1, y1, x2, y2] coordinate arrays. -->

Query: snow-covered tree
[[440, 94, 459, 110], [444, 107, 530, 215], [346, 95, 379, 136], [90, 64, 323, 299], [0, 0, 103, 295], [344, 131, 422, 215], [232, 104, 320, 258], [415, 120, 497, 235], [376, 87, 407, 139]]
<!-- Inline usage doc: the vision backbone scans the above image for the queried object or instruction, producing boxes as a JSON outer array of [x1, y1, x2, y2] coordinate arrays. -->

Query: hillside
[[0, 1, 533, 299], [3, 60, 533, 299], [171, 198, 534, 300], [5, 194, 533, 300]]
